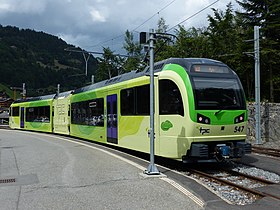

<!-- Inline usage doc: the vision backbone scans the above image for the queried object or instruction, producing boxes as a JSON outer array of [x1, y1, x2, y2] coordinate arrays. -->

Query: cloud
[[0, 3, 10, 11], [90, 8, 106, 22], [0, 0, 235, 54], [0, 0, 46, 14], [57, 33, 92, 48]]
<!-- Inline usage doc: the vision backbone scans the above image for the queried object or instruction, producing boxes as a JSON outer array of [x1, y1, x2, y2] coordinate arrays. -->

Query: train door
[[107, 94, 118, 144], [20, 107, 24, 128], [158, 79, 185, 158]]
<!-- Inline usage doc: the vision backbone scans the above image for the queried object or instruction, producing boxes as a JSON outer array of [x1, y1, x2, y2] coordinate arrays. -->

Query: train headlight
[[197, 113, 211, 124], [234, 113, 245, 124]]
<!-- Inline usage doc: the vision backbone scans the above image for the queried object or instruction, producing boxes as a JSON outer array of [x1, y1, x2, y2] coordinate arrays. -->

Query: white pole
[[57, 84, 60, 95], [82, 52, 90, 76], [22, 83, 26, 99]]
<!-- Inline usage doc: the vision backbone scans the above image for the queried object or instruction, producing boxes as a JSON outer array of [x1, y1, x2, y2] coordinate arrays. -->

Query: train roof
[[13, 94, 56, 104], [13, 90, 73, 104], [55, 90, 73, 99], [11, 58, 230, 102], [73, 58, 227, 95]]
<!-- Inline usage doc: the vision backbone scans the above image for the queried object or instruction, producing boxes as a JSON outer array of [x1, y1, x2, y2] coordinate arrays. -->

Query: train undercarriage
[[183, 140, 252, 163]]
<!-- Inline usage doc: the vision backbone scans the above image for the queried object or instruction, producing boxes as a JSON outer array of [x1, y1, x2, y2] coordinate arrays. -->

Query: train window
[[192, 77, 246, 110], [12, 107, 19, 116], [136, 85, 150, 115], [121, 84, 150, 116], [159, 80, 184, 116], [26, 106, 50, 123], [71, 98, 104, 126], [121, 88, 135, 115]]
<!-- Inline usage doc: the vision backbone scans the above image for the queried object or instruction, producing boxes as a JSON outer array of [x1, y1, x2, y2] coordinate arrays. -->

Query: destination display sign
[[191, 65, 230, 73]]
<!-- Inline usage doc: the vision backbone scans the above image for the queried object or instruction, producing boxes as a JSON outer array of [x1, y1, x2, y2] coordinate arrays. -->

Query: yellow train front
[[9, 58, 251, 162]]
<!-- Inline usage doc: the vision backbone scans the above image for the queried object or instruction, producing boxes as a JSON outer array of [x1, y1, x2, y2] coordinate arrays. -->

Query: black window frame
[[190, 75, 246, 110], [12, 106, 20, 116], [121, 84, 150, 116], [71, 98, 104, 127], [159, 79, 184, 116], [26, 106, 51, 123]]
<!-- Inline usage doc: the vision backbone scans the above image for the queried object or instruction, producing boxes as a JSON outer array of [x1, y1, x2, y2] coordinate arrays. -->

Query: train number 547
[[234, 126, 244, 133]]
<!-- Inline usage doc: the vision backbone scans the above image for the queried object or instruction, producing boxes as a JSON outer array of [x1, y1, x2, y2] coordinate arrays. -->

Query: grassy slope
[[0, 83, 20, 99]]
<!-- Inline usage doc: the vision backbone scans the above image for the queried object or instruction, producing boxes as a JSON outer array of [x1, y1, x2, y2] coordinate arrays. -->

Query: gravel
[[188, 163, 280, 205], [232, 164, 280, 183], [191, 175, 258, 205]]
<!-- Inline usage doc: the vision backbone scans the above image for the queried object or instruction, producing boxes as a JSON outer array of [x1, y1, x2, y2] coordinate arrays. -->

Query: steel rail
[[223, 169, 277, 185], [188, 169, 280, 201], [252, 146, 280, 158]]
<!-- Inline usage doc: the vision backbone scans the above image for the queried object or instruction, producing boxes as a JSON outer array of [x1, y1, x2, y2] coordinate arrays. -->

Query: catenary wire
[[167, 0, 220, 32], [87, 0, 177, 49]]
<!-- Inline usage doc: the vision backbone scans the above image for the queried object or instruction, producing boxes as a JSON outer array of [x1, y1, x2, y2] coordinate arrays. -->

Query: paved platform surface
[[0, 129, 203, 210]]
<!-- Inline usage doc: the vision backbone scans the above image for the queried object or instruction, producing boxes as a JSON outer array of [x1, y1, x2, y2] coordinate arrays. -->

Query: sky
[[0, 0, 240, 54]]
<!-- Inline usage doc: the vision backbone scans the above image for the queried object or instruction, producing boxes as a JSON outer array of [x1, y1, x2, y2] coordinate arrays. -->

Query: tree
[[96, 47, 124, 81], [206, 3, 239, 59], [205, 3, 255, 99], [123, 30, 142, 71], [237, 0, 280, 102], [173, 26, 209, 58], [154, 17, 175, 61]]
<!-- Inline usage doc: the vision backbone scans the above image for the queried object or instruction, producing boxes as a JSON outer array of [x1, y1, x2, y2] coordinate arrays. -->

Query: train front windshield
[[192, 77, 246, 110]]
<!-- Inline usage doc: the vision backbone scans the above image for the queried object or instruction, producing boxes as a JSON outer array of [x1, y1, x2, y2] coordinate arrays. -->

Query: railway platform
[[1, 129, 279, 210], [0, 129, 203, 210]]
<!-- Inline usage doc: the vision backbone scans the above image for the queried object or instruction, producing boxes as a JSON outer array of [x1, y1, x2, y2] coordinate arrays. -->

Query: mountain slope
[[0, 25, 98, 97]]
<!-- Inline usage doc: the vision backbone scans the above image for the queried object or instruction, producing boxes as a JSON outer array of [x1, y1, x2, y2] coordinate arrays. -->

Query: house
[[0, 98, 14, 108]]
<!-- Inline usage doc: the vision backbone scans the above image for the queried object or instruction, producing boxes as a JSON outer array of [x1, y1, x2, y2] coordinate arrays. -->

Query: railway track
[[150, 152, 280, 205], [188, 168, 280, 202], [252, 146, 280, 158]]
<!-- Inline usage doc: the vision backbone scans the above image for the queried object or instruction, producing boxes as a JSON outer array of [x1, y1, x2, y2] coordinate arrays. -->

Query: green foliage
[[174, 26, 209, 58], [0, 25, 98, 97], [154, 17, 175, 61], [149, 1, 279, 102], [0, 83, 19, 98], [237, 0, 280, 102], [2, 0, 280, 103], [123, 30, 142, 71], [95, 47, 125, 81]]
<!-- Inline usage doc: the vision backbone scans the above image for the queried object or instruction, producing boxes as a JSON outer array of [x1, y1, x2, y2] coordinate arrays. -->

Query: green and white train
[[9, 58, 251, 162]]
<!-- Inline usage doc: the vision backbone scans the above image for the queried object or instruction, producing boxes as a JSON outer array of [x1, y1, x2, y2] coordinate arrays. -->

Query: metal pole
[[145, 29, 160, 175], [254, 26, 261, 144], [57, 84, 60, 95], [91, 75, 95, 84], [82, 52, 90, 76], [22, 83, 26, 99]]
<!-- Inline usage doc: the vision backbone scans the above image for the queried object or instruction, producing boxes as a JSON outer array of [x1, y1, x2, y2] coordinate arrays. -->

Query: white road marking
[[161, 177, 205, 208]]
